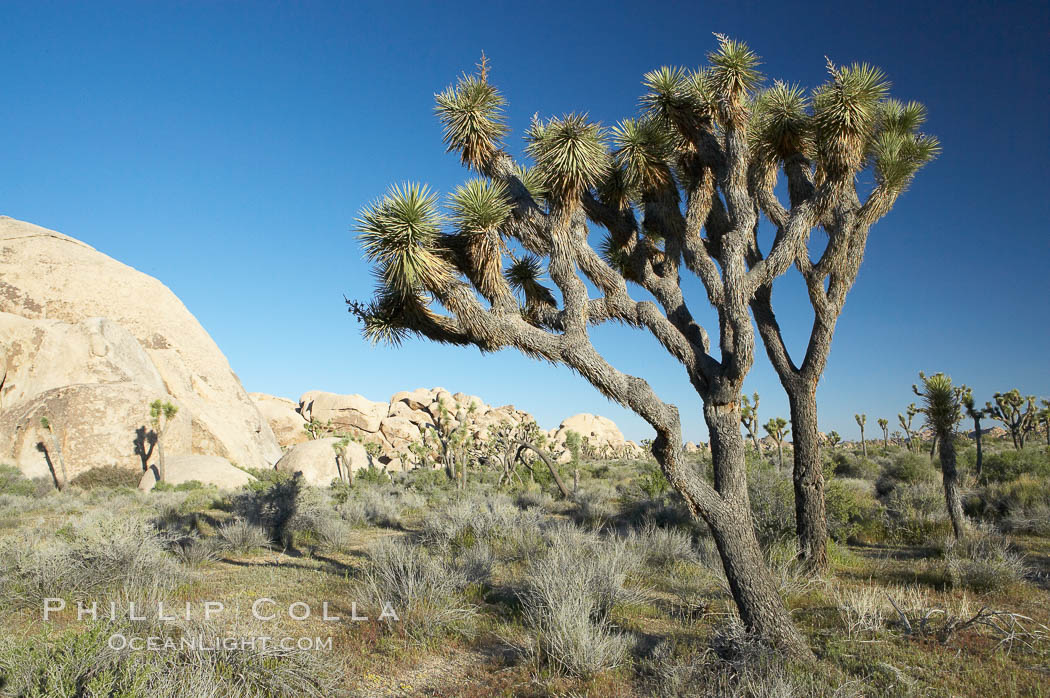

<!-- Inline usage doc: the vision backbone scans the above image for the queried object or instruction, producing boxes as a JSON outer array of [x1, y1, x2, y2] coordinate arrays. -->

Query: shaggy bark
[[972, 414, 984, 480], [786, 386, 828, 572], [938, 431, 967, 540]]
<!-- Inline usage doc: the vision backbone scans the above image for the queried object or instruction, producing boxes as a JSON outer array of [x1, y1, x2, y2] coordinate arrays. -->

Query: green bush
[[832, 453, 880, 480], [825, 478, 885, 543], [152, 479, 206, 492], [69, 465, 142, 490], [875, 452, 936, 496], [746, 465, 794, 543], [0, 464, 37, 497], [981, 447, 1050, 483]]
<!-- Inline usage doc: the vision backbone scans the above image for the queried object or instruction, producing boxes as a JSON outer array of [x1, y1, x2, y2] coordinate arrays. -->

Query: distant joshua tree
[[914, 372, 967, 540], [898, 403, 919, 452], [960, 388, 987, 480], [349, 39, 936, 656], [827, 431, 841, 451], [985, 390, 1039, 450], [877, 418, 889, 450], [150, 399, 179, 483], [39, 416, 68, 491], [763, 417, 790, 470], [1041, 400, 1050, 446], [854, 413, 867, 458], [739, 393, 761, 454]]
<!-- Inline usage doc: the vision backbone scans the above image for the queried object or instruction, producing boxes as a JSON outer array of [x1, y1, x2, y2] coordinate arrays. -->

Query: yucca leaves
[[640, 66, 717, 134], [913, 371, 963, 434], [435, 70, 509, 170], [447, 178, 513, 234], [599, 234, 636, 281], [709, 35, 763, 121], [514, 164, 549, 208], [611, 117, 675, 196], [870, 130, 940, 191], [357, 183, 455, 296], [877, 99, 927, 135], [505, 254, 557, 307], [813, 62, 890, 180], [525, 113, 610, 201], [749, 81, 812, 168]]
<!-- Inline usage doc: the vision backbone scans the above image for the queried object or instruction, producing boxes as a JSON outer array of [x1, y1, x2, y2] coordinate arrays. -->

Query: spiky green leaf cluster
[[357, 183, 454, 296], [868, 98, 940, 191], [504, 254, 556, 309], [435, 72, 508, 169], [640, 66, 718, 133], [525, 113, 610, 201], [611, 117, 675, 196], [598, 234, 635, 280], [812, 62, 890, 180], [513, 164, 548, 208], [913, 371, 963, 434], [749, 81, 812, 168], [708, 35, 763, 107], [447, 178, 513, 234]]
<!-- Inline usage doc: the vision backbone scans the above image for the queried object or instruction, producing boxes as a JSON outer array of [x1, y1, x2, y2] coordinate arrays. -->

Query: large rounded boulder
[[0, 217, 281, 472]]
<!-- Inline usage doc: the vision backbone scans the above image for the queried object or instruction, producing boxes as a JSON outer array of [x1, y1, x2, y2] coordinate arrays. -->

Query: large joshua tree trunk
[[698, 402, 811, 656], [938, 429, 967, 540], [786, 384, 828, 572]]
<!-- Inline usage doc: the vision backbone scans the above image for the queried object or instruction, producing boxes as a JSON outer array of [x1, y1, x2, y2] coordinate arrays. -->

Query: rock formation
[[0, 216, 281, 484]]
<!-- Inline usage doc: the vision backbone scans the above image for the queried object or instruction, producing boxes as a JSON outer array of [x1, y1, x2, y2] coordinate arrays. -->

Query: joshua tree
[[985, 390, 1039, 450], [877, 418, 889, 450], [747, 79, 938, 573], [332, 437, 354, 485], [149, 399, 179, 483], [898, 404, 919, 452], [891, 430, 903, 447], [739, 392, 762, 453], [854, 413, 867, 458], [763, 417, 790, 470], [913, 372, 968, 540], [960, 388, 986, 480], [1041, 400, 1050, 446], [827, 430, 841, 451], [423, 398, 473, 486], [483, 417, 570, 497], [348, 39, 935, 656], [38, 416, 68, 490]]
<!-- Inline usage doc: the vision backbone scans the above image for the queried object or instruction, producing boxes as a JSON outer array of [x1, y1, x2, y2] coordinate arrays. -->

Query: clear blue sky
[[3, 1, 1047, 441]]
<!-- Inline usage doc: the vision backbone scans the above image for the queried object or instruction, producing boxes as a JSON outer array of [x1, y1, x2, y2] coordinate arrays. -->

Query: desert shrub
[[152, 479, 207, 492], [172, 537, 221, 568], [0, 617, 339, 697], [825, 478, 886, 543], [968, 474, 1050, 535], [884, 481, 950, 544], [0, 511, 183, 608], [420, 493, 542, 557], [216, 518, 270, 552], [515, 486, 555, 512], [571, 488, 619, 528], [453, 541, 495, 586], [361, 538, 476, 641], [643, 629, 858, 697], [981, 447, 1050, 483], [0, 464, 38, 497], [628, 519, 697, 569], [945, 528, 1027, 592], [746, 465, 794, 544], [832, 453, 881, 480], [516, 523, 639, 677], [876, 451, 936, 496]]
